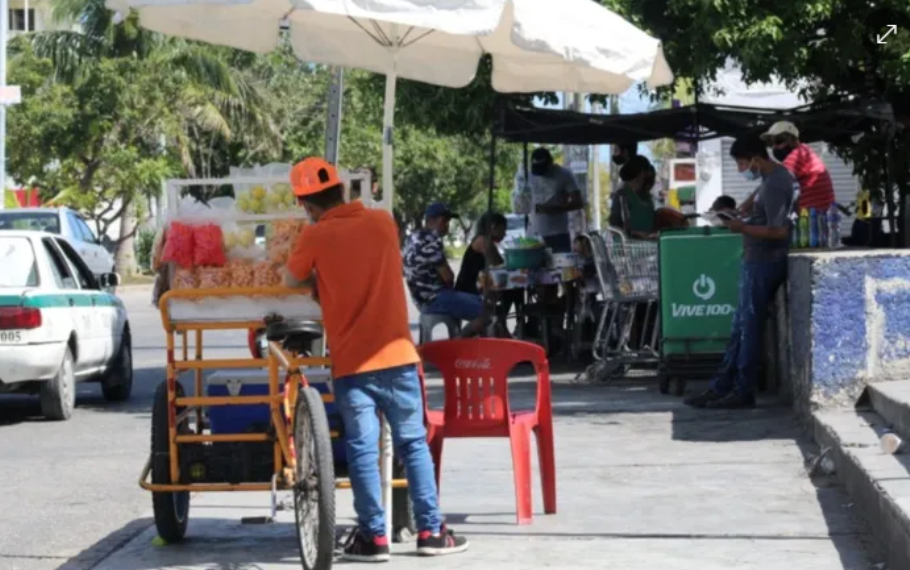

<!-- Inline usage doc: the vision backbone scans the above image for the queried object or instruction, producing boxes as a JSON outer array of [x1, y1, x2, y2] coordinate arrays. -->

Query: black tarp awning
[[494, 98, 895, 146]]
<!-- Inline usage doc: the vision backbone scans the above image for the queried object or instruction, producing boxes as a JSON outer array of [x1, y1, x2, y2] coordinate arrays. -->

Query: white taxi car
[[0, 231, 133, 420]]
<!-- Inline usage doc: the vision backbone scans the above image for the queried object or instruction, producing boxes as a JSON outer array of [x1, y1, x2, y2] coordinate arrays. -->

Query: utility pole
[[0, 0, 8, 209], [324, 67, 344, 165]]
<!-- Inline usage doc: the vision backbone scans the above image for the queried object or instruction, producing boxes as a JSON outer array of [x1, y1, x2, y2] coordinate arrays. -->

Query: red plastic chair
[[418, 338, 556, 525]]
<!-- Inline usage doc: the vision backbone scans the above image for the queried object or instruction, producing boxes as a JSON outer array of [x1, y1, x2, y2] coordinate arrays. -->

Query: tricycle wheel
[[293, 386, 336, 570], [151, 380, 190, 543]]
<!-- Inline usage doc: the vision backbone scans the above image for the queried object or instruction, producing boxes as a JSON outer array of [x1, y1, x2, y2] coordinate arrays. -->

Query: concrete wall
[[786, 250, 910, 415]]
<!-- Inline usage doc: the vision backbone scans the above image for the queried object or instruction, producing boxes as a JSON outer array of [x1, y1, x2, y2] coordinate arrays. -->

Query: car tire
[[102, 332, 133, 402], [41, 347, 76, 421]]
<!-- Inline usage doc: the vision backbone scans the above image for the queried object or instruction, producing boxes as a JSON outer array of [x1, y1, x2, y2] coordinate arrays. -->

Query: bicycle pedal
[[241, 516, 274, 525]]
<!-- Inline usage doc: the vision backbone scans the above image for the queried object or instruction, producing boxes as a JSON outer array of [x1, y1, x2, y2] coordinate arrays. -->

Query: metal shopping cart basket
[[575, 228, 660, 384]]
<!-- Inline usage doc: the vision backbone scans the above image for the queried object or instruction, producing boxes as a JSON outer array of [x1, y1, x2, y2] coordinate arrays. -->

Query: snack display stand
[[145, 171, 402, 570]]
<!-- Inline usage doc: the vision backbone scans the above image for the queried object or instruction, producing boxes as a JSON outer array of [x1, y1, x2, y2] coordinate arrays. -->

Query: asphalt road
[[0, 282, 428, 570], [0, 286, 258, 570]]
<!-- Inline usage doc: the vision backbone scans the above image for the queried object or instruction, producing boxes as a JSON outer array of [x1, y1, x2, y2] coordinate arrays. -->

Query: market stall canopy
[[105, 0, 674, 93], [496, 98, 895, 146]]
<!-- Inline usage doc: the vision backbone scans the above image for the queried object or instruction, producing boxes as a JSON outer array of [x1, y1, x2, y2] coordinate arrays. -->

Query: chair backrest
[[418, 339, 550, 432]]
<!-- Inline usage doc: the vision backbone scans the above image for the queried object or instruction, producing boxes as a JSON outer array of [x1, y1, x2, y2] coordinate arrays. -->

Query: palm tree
[[12, 0, 277, 272]]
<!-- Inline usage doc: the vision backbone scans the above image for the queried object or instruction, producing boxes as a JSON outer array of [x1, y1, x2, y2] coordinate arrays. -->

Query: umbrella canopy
[[105, 0, 673, 209]]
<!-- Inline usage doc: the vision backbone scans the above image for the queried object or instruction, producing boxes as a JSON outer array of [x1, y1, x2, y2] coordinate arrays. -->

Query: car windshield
[[0, 237, 39, 287], [0, 212, 60, 234]]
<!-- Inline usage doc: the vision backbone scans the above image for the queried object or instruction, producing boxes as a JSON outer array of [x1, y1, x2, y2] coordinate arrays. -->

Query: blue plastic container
[[206, 369, 346, 463]]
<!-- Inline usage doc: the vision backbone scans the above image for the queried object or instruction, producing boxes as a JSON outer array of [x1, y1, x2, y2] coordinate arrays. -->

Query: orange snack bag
[[196, 266, 229, 289], [227, 260, 255, 288], [172, 267, 197, 290], [252, 261, 281, 288]]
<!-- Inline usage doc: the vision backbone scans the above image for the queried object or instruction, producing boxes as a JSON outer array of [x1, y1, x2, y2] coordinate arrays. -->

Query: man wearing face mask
[[685, 136, 797, 410], [527, 147, 585, 253], [740, 121, 834, 215]]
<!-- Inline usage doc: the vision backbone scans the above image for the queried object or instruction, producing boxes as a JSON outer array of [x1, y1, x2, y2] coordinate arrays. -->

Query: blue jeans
[[334, 364, 441, 538], [710, 258, 787, 397], [423, 288, 483, 321]]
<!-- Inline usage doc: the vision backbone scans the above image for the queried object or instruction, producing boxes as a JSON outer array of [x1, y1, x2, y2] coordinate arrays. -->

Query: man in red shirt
[[761, 121, 835, 212]]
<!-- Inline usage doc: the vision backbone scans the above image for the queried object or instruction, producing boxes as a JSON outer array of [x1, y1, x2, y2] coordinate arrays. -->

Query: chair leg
[[535, 422, 557, 515], [509, 426, 533, 525]]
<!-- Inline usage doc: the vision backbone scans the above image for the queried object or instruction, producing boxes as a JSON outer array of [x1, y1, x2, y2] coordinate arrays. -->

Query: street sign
[[0, 85, 21, 105]]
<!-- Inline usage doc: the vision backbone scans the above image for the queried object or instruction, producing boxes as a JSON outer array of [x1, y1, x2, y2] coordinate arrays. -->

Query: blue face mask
[[740, 160, 759, 181]]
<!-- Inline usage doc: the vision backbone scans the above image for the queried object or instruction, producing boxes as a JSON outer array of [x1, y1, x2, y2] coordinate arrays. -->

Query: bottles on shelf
[[790, 204, 842, 250]]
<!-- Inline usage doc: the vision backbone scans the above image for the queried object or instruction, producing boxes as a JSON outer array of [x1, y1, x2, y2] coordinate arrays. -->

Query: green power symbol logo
[[693, 274, 716, 301]]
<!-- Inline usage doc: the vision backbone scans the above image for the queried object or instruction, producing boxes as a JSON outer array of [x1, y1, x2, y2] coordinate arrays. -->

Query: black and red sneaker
[[416, 525, 469, 556], [341, 528, 391, 563]]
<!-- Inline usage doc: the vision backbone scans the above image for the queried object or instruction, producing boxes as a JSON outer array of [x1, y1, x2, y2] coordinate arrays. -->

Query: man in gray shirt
[[527, 147, 584, 252], [686, 135, 797, 410]]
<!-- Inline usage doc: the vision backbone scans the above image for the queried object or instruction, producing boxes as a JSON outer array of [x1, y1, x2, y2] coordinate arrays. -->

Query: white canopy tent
[[105, 0, 674, 212]]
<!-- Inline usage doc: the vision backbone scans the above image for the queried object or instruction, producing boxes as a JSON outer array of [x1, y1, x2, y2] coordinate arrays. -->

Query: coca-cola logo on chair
[[454, 358, 492, 370]]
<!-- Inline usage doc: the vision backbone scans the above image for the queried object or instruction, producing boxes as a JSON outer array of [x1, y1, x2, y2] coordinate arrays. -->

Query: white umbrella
[[106, 0, 674, 211]]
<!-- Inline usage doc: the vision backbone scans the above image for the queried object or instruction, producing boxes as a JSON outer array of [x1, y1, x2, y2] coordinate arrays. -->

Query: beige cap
[[760, 121, 799, 140]]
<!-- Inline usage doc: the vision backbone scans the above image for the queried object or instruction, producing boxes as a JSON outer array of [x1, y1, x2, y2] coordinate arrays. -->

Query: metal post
[[0, 0, 8, 210], [324, 67, 344, 166], [591, 101, 602, 231]]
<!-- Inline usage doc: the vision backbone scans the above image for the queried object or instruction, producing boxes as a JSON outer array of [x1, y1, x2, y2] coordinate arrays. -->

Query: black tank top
[[455, 245, 486, 296]]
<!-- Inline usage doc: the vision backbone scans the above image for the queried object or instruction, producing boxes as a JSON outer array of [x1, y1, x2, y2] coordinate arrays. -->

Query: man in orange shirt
[[283, 157, 468, 562]]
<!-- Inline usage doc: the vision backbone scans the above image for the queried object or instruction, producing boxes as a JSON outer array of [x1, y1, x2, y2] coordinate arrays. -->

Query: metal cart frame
[[144, 287, 408, 570]]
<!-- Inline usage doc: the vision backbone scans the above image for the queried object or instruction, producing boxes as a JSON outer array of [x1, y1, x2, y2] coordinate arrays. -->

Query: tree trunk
[[115, 200, 137, 276]]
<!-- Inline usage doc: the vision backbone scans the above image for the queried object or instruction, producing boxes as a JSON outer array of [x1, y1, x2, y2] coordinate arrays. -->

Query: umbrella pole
[[380, 29, 399, 540]]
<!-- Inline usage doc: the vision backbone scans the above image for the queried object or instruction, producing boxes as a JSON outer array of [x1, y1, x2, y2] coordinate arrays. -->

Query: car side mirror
[[99, 272, 121, 289]]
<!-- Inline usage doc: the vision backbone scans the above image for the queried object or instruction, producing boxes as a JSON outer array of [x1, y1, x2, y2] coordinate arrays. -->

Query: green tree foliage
[[602, 0, 910, 198]]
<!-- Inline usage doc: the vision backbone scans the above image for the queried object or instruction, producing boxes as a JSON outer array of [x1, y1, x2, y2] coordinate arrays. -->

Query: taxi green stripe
[[0, 293, 121, 308]]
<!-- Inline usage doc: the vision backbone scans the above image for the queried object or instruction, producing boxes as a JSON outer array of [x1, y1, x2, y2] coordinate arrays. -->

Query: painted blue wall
[[804, 253, 910, 407]]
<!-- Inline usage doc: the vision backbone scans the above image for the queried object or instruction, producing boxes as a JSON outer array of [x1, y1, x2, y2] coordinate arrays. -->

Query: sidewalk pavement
[[90, 375, 878, 570]]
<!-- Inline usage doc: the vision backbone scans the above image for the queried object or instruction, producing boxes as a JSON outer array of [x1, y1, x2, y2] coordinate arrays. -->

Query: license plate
[[0, 330, 23, 344]]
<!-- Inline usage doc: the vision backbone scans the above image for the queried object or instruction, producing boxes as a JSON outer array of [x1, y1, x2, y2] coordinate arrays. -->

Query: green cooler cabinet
[[658, 227, 743, 395]]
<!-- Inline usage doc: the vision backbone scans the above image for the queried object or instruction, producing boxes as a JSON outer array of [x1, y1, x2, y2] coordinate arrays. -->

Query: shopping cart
[[575, 228, 660, 383]]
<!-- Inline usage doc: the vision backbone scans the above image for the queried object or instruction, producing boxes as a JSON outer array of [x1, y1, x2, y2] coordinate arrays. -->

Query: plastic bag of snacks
[[273, 219, 306, 243], [268, 236, 294, 266], [196, 266, 229, 289], [172, 267, 197, 290], [227, 259, 255, 288], [160, 222, 194, 268], [252, 261, 281, 288], [193, 224, 227, 267]]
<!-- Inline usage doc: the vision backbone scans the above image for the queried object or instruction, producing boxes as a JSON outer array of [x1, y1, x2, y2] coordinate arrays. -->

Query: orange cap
[[291, 157, 342, 197]]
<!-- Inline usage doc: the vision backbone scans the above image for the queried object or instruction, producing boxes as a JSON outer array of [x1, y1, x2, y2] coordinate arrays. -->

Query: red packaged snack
[[160, 222, 194, 268], [193, 224, 227, 267]]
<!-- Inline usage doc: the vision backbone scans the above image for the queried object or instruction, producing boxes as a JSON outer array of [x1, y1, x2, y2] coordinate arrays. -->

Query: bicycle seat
[[265, 318, 324, 345]]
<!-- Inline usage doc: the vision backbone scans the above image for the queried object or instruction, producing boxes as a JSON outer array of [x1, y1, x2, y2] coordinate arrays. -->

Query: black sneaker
[[683, 389, 724, 408], [704, 391, 756, 410], [341, 528, 391, 563], [416, 525, 469, 556]]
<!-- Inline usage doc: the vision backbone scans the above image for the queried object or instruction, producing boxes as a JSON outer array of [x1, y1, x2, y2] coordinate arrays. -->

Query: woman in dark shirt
[[455, 213, 507, 295]]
